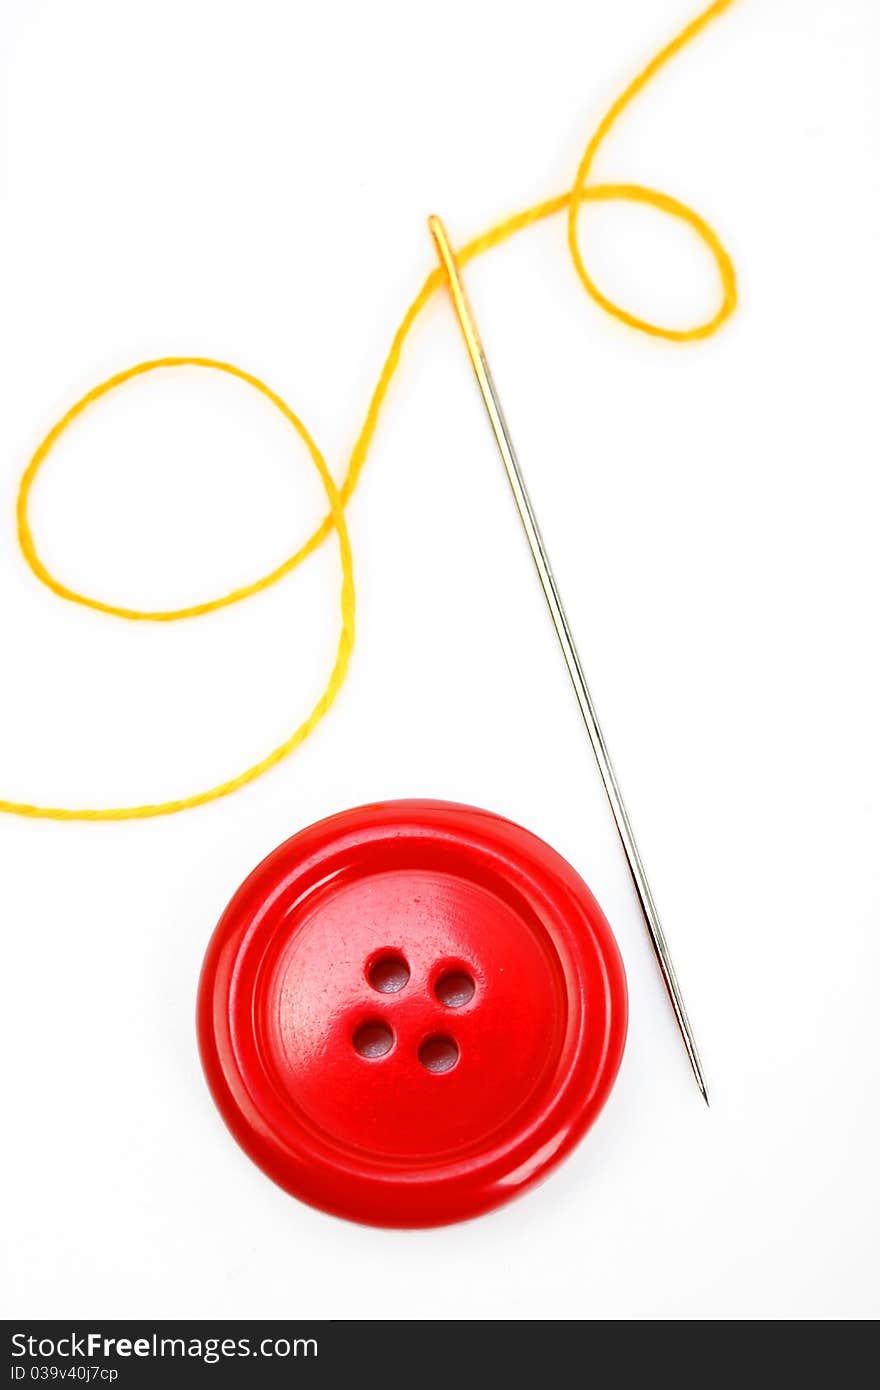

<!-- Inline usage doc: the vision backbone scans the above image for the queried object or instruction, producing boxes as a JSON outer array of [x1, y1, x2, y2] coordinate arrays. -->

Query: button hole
[[434, 968, 475, 1008], [366, 952, 410, 994], [353, 1021, 394, 1059], [418, 1035, 459, 1073]]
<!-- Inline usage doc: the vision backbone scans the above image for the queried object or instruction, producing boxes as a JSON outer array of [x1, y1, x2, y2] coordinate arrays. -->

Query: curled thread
[[4, 0, 738, 822]]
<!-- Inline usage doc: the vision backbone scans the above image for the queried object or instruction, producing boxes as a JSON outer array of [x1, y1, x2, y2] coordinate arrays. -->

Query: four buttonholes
[[353, 953, 474, 1071]]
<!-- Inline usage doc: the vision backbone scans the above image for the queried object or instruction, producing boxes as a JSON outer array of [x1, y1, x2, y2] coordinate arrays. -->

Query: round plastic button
[[197, 800, 627, 1227]]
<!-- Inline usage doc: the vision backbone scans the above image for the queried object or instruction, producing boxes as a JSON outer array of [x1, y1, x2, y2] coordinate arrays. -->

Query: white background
[[1, 0, 878, 1321]]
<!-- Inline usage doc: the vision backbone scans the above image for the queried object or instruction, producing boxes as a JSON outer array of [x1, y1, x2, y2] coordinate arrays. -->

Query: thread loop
[[2, 0, 738, 822]]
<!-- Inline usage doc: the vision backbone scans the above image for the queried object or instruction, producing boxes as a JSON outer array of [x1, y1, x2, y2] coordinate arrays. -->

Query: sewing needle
[[428, 214, 709, 1105]]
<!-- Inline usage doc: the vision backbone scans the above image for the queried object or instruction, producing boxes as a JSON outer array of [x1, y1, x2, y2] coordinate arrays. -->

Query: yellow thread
[[3, 0, 738, 823]]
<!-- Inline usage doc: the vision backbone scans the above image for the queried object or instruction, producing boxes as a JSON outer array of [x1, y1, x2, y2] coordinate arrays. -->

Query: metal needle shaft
[[429, 214, 708, 1104]]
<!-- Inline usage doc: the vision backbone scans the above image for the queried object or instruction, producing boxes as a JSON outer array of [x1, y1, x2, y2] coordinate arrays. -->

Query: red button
[[197, 800, 627, 1227]]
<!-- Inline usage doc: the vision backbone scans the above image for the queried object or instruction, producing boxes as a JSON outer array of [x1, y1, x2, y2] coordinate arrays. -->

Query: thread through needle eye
[[428, 213, 709, 1105]]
